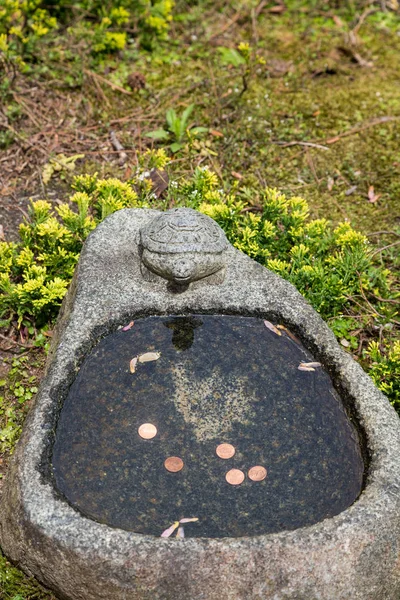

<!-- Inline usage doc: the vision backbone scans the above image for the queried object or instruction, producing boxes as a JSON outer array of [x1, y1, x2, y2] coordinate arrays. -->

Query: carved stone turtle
[[140, 208, 228, 288]]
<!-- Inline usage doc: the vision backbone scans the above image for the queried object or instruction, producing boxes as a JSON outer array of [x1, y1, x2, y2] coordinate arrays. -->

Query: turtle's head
[[169, 256, 195, 283], [141, 249, 224, 286]]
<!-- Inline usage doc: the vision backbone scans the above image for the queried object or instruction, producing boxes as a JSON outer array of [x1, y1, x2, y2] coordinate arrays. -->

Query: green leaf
[[166, 109, 184, 140], [144, 129, 170, 140], [170, 142, 183, 153], [166, 108, 176, 124], [181, 104, 195, 128], [190, 126, 208, 136], [166, 108, 178, 131], [218, 47, 246, 67], [177, 104, 195, 141]]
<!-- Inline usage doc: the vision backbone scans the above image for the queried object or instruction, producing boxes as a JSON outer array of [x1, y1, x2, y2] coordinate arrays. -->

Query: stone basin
[[53, 315, 364, 538], [1, 208, 400, 600]]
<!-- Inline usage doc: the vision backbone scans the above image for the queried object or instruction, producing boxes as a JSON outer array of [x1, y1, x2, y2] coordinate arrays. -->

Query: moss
[[0, 552, 55, 599], [126, 1, 400, 233]]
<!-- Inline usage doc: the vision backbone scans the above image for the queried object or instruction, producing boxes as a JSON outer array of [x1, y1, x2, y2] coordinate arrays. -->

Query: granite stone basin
[[1, 208, 400, 600]]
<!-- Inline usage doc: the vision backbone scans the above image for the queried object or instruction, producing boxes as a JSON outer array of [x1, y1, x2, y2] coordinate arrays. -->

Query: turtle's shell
[[140, 208, 228, 254]]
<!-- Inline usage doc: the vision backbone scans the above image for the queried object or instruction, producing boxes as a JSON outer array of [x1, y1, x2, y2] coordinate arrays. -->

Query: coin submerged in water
[[138, 423, 157, 439], [164, 456, 184, 473], [226, 468, 245, 485], [216, 443, 236, 459], [248, 466, 267, 482]]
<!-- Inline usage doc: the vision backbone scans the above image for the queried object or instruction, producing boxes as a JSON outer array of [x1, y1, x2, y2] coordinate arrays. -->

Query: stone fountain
[[1, 207, 400, 599]]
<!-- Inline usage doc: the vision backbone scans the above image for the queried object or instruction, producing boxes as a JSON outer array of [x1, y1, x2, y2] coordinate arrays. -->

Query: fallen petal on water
[[264, 320, 281, 336], [129, 357, 138, 373], [299, 362, 321, 368], [138, 352, 161, 363], [277, 324, 300, 343], [176, 526, 185, 539], [179, 517, 199, 523], [122, 321, 134, 331], [161, 521, 180, 538], [298, 365, 315, 372]]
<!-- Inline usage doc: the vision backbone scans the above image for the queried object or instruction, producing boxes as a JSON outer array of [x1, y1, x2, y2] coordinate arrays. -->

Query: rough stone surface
[[1, 207, 400, 600]]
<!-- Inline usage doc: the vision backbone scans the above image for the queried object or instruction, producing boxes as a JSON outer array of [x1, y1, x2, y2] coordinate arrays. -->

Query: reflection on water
[[52, 315, 364, 538], [164, 316, 202, 351]]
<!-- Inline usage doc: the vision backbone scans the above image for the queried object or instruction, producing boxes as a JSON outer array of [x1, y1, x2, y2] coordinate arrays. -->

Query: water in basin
[[52, 315, 364, 538]]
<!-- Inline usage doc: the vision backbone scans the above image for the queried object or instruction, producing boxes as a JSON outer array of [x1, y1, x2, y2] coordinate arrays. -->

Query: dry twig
[[351, 5, 378, 37], [275, 140, 330, 151], [326, 116, 400, 144], [0, 333, 35, 349], [109, 130, 128, 165], [83, 69, 133, 95], [370, 240, 400, 257]]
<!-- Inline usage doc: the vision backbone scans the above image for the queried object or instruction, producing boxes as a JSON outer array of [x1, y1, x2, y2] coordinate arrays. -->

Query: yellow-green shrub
[[0, 0, 174, 59], [1, 160, 398, 409], [186, 173, 389, 320], [364, 341, 400, 412], [0, 176, 149, 325]]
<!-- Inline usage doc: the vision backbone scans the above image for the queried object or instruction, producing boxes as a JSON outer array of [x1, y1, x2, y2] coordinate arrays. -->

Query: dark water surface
[[52, 315, 364, 538]]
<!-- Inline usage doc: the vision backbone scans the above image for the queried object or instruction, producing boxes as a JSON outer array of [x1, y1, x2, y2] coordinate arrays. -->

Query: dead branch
[[0, 333, 35, 349], [351, 5, 378, 37]]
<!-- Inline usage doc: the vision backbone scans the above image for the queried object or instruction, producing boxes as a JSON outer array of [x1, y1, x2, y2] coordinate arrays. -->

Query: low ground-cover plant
[[0, 150, 168, 326], [0, 355, 39, 456], [364, 340, 400, 412], [188, 171, 394, 320], [0, 159, 399, 412], [0, 0, 174, 65]]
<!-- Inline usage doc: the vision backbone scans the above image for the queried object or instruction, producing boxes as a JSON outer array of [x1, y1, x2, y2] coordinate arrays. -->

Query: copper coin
[[138, 423, 157, 439], [164, 456, 184, 473], [248, 466, 267, 482], [225, 468, 245, 486], [216, 443, 236, 459]]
